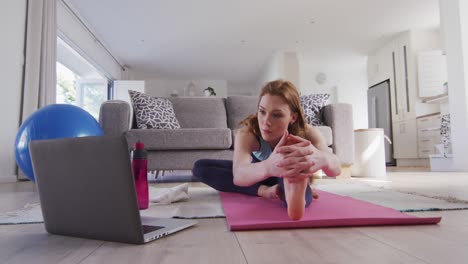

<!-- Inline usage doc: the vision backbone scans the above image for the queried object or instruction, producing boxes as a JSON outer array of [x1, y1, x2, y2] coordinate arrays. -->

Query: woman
[[192, 80, 341, 220]]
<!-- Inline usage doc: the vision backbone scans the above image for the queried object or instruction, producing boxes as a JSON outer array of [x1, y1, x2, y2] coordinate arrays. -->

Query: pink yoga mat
[[219, 190, 441, 231]]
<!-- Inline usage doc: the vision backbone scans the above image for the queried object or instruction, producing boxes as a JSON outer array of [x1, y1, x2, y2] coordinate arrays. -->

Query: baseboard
[[395, 158, 430, 168], [0, 174, 19, 183]]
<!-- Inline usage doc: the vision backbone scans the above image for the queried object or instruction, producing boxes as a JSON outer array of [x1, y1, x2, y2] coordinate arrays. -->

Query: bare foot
[[257, 184, 281, 199], [284, 178, 308, 220]]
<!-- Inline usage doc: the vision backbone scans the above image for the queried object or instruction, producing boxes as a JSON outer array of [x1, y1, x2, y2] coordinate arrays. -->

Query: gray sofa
[[99, 96, 354, 171]]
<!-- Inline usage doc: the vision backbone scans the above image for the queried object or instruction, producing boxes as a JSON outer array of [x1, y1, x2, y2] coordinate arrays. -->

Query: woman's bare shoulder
[[305, 124, 319, 137], [235, 126, 260, 152], [305, 124, 326, 147]]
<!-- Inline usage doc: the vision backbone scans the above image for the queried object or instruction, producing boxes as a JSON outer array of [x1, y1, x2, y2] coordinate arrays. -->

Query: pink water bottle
[[132, 141, 149, 209]]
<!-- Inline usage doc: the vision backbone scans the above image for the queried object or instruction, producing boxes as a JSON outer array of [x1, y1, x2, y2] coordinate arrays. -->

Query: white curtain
[[20, 0, 57, 122], [18, 0, 57, 180]]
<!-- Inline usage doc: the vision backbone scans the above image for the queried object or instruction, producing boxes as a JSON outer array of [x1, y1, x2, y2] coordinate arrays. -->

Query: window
[[56, 37, 109, 119]]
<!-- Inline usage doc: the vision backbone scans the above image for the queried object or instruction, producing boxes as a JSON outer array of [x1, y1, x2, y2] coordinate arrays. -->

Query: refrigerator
[[368, 80, 395, 165]]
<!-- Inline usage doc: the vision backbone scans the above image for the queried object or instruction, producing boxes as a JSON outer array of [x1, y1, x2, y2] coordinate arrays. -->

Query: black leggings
[[192, 158, 312, 207]]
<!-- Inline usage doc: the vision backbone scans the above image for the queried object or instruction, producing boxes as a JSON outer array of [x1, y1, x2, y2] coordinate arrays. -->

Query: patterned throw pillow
[[128, 90, 181, 129], [300, 93, 330, 126]]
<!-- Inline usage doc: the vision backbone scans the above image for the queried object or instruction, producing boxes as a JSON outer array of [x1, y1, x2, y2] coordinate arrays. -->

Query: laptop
[[29, 135, 197, 244]]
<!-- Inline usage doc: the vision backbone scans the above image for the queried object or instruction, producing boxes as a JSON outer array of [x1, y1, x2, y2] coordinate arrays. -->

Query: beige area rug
[[2, 181, 468, 225], [315, 181, 468, 212], [141, 186, 224, 219], [0, 185, 223, 225]]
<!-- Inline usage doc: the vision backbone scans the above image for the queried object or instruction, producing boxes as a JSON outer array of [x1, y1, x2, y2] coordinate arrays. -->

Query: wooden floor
[[1, 170, 468, 264]]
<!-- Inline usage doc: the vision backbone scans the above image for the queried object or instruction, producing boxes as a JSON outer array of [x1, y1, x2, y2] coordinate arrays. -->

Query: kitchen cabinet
[[390, 32, 418, 122], [417, 113, 442, 158], [368, 33, 415, 122], [390, 33, 418, 158], [367, 30, 442, 161], [392, 119, 418, 159], [417, 50, 448, 98]]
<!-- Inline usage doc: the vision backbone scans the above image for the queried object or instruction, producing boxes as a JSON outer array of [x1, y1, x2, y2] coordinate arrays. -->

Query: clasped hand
[[267, 131, 328, 183]]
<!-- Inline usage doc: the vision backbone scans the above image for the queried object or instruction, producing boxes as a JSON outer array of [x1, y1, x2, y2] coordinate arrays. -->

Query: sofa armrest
[[322, 103, 354, 166], [99, 100, 131, 136]]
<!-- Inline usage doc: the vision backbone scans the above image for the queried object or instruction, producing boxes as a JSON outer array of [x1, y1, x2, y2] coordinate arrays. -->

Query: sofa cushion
[[315, 126, 333, 147], [169, 97, 228, 129], [323, 103, 355, 165], [300, 94, 330, 126], [125, 128, 232, 150], [128, 90, 181, 129], [226, 96, 258, 130], [99, 100, 131, 136]]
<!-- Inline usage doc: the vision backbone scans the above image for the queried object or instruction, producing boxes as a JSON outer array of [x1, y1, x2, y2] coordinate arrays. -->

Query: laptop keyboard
[[142, 225, 164, 234]]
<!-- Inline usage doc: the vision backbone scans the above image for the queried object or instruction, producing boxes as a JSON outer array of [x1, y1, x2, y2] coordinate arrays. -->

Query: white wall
[[256, 51, 301, 91], [412, 28, 443, 52], [227, 83, 257, 96], [0, 0, 27, 180], [299, 54, 369, 129], [284, 52, 300, 91], [139, 79, 228, 98], [126, 69, 248, 98], [439, 0, 468, 171], [256, 51, 368, 129], [256, 51, 285, 90]]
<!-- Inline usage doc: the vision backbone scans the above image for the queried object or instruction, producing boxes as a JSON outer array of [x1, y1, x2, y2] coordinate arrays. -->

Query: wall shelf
[[422, 93, 449, 104]]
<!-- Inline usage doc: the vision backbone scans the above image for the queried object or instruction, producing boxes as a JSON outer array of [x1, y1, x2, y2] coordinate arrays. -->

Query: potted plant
[[203, 87, 216, 96]]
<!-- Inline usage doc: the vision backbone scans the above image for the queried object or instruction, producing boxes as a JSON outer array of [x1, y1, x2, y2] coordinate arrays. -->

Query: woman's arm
[[232, 127, 289, 186], [232, 127, 266, 186], [276, 125, 341, 178], [304, 124, 341, 176]]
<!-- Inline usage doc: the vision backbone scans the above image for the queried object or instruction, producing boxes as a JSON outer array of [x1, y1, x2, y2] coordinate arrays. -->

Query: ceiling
[[65, 0, 440, 84]]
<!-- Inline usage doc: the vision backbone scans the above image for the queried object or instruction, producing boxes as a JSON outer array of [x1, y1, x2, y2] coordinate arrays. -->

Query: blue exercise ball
[[15, 104, 103, 182]]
